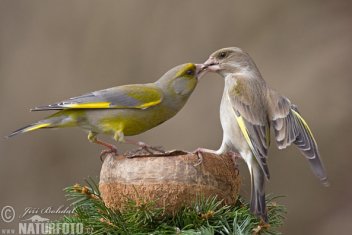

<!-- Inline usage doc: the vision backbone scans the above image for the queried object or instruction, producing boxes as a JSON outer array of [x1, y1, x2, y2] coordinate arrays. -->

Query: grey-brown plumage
[[200, 47, 328, 222]]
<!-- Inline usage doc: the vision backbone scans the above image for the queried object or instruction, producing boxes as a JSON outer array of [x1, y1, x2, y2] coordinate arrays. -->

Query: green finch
[[197, 47, 328, 222], [8, 63, 202, 157]]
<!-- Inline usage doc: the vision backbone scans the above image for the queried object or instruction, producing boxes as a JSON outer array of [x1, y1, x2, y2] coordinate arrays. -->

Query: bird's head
[[157, 63, 203, 96], [201, 47, 253, 77]]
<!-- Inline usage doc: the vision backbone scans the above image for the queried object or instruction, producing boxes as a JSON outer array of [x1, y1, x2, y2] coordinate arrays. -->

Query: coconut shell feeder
[[99, 150, 241, 213]]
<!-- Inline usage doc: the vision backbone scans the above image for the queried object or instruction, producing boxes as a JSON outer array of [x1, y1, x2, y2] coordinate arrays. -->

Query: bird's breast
[[84, 106, 177, 136], [219, 93, 251, 153]]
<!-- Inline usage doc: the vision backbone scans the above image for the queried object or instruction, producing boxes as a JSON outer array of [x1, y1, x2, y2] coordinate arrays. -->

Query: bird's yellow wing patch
[[233, 110, 270, 179], [291, 109, 317, 145], [234, 114, 256, 153], [65, 102, 111, 109], [125, 86, 163, 109], [62, 98, 161, 110], [135, 100, 161, 109], [31, 85, 164, 111]]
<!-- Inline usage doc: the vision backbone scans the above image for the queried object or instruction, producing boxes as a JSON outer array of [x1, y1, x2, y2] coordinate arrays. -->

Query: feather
[[269, 90, 328, 184], [227, 76, 271, 180], [31, 84, 163, 111]]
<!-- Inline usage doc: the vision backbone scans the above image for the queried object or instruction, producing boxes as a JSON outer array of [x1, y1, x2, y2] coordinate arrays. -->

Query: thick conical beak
[[195, 64, 207, 79], [203, 57, 220, 72]]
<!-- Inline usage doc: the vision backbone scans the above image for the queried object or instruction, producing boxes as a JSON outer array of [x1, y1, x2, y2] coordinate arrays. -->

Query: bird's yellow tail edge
[[25, 123, 51, 132], [6, 123, 51, 138]]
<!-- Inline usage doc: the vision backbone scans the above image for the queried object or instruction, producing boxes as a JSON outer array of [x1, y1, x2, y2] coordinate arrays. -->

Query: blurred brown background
[[1, 0, 351, 234]]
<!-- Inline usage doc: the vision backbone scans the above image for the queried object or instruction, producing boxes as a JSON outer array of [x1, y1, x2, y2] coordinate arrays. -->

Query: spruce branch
[[59, 179, 286, 235]]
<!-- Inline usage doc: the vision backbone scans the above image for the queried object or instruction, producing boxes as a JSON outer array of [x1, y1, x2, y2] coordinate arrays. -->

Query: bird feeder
[[99, 151, 241, 213]]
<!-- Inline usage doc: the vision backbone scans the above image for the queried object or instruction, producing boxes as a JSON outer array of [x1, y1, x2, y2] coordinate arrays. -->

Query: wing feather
[[31, 84, 163, 111], [269, 90, 328, 184], [232, 110, 270, 179], [227, 77, 271, 180]]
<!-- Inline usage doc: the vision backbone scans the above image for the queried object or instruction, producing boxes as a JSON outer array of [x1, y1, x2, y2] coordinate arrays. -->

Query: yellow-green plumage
[[8, 63, 200, 148]]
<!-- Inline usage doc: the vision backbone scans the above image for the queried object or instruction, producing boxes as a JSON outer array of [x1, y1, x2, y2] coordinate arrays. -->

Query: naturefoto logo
[[22, 215, 50, 223], [18, 221, 84, 235], [1, 205, 92, 235]]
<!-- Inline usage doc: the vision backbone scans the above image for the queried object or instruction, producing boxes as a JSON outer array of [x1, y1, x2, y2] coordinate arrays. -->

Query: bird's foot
[[124, 149, 188, 158], [192, 148, 204, 166], [228, 151, 241, 160], [226, 151, 241, 168], [100, 146, 118, 161], [138, 141, 166, 155], [192, 147, 217, 166], [124, 143, 166, 158], [123, 139, 165, 157]]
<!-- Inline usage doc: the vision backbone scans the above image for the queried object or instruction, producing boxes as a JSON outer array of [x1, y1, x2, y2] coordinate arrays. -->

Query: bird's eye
[[218, 51, 228, 59], [185, 69, 194, 76]]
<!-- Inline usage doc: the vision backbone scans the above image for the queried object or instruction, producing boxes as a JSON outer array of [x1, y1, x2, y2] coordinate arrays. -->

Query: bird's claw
[[143, 145, 165, 154], [229, 151, 241, 160], [124, 145, 166, 158], [100, 146, 118, 161], [192, 148, 204, 166]]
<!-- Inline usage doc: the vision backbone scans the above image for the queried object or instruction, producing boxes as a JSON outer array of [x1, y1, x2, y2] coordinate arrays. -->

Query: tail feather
[[250, 164, 268, 222], [7, 123, 51, 138]]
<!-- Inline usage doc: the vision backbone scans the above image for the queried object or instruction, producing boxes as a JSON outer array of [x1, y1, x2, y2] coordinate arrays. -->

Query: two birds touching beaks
[[8, 47, 328, 222]]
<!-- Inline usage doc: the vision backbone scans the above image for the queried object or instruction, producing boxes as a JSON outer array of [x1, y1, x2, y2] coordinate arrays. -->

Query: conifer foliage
[[60, 179, 286, 235]]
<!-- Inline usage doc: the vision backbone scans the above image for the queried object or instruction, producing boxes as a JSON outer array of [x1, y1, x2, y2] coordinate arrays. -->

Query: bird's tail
[[250, 164, 268, 222], [7, 122, 52, 138], [6, 110, 79, 138]]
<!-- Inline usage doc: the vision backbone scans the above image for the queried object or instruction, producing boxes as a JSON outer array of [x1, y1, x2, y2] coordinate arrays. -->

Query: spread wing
[[228, 79, 271, 180], [268, 90, 328, 185], [31, 84, 164, 111]]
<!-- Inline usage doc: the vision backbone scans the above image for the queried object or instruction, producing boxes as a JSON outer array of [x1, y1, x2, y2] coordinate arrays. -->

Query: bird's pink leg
[[88, 131, 118, 161], [94, 139, 118, 161], [124, 139, 165, 154]]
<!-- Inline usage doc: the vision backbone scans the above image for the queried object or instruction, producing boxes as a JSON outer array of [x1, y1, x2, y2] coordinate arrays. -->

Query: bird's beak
[[202, 57, 220, 72], [195, 64, 207, 79]]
